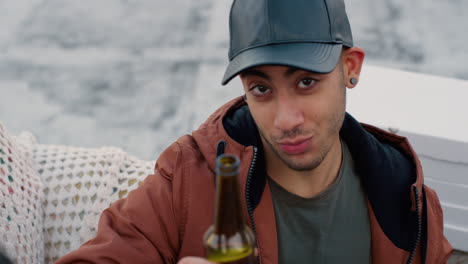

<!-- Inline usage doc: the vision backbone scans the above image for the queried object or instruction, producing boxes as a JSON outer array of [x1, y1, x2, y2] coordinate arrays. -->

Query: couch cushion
[[35, 143, 154, 263], [0, 123, 44, 263]]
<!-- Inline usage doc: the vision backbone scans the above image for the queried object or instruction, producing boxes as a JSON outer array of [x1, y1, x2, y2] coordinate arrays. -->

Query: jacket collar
[[193, 96, 423, 252], [219, 97, 422, 252]]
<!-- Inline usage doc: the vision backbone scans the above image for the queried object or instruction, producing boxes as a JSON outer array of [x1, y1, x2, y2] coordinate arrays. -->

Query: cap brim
[[222, 42, 343, 85]]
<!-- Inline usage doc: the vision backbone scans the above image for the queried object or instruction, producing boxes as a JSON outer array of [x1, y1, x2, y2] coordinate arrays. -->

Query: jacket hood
[[191, 97, 253, 174], [192, 96, 424, 252]]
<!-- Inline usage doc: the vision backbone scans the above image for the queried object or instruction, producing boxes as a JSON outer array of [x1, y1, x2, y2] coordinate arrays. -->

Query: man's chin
[[280, 155, 322, 172]]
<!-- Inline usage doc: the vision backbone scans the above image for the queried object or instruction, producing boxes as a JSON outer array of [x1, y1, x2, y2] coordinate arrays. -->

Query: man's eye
[[251, 86, 271, 96], [298, 78, 316, 89]]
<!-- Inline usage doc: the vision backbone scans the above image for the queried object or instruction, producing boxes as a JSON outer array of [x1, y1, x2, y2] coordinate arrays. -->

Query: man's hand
[[177, 257, 216, 264]]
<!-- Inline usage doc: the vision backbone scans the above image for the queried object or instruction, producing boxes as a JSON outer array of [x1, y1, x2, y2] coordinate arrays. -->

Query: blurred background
[[0, 0, 467, 160]]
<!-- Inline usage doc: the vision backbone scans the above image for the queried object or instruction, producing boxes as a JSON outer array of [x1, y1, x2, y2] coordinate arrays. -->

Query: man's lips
[[278, 137, 312, 155]]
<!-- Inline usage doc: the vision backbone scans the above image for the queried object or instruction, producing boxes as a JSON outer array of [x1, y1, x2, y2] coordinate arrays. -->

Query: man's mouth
[[278, 137, 312, 155]]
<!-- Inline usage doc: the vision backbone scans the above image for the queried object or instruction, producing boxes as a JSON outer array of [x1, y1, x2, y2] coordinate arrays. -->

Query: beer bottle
[[203, 154, 255, 264]]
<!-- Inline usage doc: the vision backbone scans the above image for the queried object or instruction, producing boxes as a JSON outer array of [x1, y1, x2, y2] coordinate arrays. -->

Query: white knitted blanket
[[0, 123, 155, 263]]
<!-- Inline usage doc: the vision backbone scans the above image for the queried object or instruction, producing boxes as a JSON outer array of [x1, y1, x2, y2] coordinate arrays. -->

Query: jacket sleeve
[[56, 142, 185, 264], [421, 185, 453, 264]]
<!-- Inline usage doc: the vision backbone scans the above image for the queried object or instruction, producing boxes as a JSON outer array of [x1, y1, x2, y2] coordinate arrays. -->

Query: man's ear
[[342, 47, 365, 88]]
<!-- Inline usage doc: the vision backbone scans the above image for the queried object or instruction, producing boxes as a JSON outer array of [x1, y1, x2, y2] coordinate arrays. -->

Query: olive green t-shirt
[[268, 141, 371, 264]]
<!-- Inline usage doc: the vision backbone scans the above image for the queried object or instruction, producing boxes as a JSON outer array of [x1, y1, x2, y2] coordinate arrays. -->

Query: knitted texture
[[0, 122, 155, 263], [0, 123, 44, 263], [37, 144, 155, 263]]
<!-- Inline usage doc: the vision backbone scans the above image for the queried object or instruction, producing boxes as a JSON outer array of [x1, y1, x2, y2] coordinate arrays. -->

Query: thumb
[[178, 256, 216, 264]]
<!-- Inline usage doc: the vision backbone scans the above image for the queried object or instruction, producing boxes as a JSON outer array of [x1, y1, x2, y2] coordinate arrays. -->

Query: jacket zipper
[[406, 186, 422, 264], [245, 147, 261, 264]]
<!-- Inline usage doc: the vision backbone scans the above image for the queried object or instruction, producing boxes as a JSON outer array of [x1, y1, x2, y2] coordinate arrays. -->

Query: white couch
[[0, 123, 155, 263]]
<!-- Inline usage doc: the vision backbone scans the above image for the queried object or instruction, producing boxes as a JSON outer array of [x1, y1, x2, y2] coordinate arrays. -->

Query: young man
[[57, 0, 453, 263]]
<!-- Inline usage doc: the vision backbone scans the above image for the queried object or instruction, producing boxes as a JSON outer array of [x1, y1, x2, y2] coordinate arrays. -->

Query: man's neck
[[266, 138, 343, 199]]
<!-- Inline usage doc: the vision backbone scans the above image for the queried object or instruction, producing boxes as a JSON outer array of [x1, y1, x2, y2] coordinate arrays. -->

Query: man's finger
[[177, 256, 216, 264]]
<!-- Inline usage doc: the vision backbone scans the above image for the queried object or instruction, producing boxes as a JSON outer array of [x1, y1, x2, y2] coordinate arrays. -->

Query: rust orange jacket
[[57, 97, 453, 264]]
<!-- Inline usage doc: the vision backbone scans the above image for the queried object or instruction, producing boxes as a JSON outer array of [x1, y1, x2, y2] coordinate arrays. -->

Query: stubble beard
[[259, 111, 344, 172]]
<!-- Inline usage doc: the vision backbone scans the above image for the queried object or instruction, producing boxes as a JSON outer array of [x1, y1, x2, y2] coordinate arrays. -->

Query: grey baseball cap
[[222, 0, 353, 85]]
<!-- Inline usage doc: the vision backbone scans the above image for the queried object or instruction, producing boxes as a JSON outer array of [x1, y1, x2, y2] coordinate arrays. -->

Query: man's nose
[[273, 96, 304, 132]]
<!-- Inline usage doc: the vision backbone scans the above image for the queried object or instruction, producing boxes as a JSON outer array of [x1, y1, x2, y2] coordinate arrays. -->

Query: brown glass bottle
[[203, 154, 255, 264]]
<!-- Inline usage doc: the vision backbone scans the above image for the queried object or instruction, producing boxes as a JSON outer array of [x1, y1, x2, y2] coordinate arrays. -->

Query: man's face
[[240, 64, 347, 172]]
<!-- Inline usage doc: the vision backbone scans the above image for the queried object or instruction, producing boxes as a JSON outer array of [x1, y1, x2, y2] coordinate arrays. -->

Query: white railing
[[348, 64, 468, 252]]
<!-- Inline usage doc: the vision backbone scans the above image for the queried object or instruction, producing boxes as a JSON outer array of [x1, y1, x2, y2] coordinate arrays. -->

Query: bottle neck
[[214, 173, 245, 235]]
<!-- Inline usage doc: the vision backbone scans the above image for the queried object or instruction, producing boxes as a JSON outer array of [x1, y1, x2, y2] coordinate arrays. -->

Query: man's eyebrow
[[284, 67, 301, 77], [241, 66, 315, 80], [240, 69, 271, 81]]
